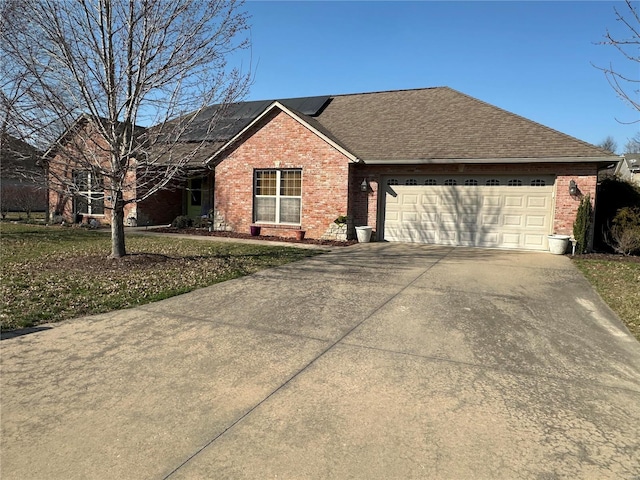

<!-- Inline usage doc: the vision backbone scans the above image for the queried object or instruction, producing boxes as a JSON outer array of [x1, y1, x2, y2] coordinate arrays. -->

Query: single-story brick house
[[47, 87, 618, 251]]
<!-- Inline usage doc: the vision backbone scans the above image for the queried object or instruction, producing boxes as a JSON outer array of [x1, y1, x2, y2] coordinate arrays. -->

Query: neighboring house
[[44, 115, 186, 226], [47, 87, 618, 251], [614, 154, 640, 185], [0, 133, 46, 215]]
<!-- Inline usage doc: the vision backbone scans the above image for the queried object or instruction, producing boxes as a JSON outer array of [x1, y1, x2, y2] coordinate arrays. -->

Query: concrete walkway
[[1, 243, 639, 479]]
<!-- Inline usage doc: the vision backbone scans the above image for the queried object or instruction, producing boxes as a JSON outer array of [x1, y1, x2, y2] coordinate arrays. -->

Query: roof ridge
[[327, 86, 446, 98], [243, 87, 447, 104]]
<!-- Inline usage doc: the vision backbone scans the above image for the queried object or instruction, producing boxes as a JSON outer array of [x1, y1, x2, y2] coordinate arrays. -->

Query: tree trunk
[[111, 190, 126, 258]]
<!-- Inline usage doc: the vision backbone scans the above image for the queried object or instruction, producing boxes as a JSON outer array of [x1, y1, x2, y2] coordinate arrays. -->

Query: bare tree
[[624, 132, 640, 153], [598, 135, 618, 153], [596, 0, 639, 122], [0, 0, 250, 257]]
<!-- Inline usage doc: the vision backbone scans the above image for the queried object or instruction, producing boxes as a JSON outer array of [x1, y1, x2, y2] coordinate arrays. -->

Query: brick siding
[[213, 110, 352, 239]]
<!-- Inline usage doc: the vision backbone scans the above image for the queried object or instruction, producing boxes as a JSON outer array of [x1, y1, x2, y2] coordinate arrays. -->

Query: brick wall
[[46, 120, 187, 227], [214, 110, 352, 239], [351, 162, 598, 238]]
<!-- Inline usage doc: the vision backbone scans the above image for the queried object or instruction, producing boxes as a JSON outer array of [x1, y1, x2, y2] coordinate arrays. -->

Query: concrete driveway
[[2, 243, 639, 479]]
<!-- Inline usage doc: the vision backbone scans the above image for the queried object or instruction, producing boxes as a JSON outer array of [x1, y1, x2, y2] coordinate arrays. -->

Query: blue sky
[[234, 1, 639, 153]]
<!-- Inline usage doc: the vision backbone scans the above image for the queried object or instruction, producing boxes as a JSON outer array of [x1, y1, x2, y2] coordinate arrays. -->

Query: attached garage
[[382, 175, 555, 250]]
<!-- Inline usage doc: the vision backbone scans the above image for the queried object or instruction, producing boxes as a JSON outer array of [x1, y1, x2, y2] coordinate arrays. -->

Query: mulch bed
[[152, 227, 358, 247]]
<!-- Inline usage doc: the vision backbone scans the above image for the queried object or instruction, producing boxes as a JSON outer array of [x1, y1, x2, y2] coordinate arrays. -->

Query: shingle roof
[[313, 87, 613, 161]]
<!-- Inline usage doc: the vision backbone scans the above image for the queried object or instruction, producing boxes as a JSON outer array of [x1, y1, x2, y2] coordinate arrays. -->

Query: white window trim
[[75, 171, 105, 216], [254, 169, 302, 225]]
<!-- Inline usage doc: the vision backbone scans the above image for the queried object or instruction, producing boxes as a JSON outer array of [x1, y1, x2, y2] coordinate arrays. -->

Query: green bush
[[573, 194, 593, 254], [171, 215, 193, 229]]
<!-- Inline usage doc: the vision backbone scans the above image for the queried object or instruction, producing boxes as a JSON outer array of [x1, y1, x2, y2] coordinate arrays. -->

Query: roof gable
[[206, 101, 358, 164]]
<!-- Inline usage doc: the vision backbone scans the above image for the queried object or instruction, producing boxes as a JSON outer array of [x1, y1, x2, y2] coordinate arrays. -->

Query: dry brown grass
[[1, 223, 321, 330]]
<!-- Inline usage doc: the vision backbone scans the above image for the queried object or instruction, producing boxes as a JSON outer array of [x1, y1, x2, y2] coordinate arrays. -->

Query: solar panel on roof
[[171, 95, 331, 143], [280, 96, 330, 116]]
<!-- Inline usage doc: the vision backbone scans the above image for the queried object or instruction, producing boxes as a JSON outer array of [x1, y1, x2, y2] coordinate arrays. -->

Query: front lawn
[[0, 223, 322, 330], [573, 256, 640, 341]]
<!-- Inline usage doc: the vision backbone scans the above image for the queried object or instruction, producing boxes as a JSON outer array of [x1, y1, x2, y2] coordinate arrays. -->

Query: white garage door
[[383, 175, 555, 250]]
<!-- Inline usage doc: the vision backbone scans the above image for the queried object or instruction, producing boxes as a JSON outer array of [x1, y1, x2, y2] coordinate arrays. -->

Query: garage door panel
[[482, 195, 501, 207], [461, 195, 479, 206], [504, 196, 524, 207], [402, 194, 419, 206], [421, 212, 438, 223], [524, 234, 546, 248], [526, 215, 546, 228], [386, 211, 399, 221], [440, 213, 458, 225], [482, 214, 500, 226], [503, 215, 523, 227], [501, 233, 522, 246], [527, 196, 549, 209], [460, 214, 477, 225], [421, 194, 438, 205], [383, 176, 554, 250], [402, 211, 419, 222]]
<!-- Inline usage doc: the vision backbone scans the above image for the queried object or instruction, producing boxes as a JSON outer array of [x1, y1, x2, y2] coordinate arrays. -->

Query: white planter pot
[[548, 234, 570, 255], [355, 226, 373, 243]]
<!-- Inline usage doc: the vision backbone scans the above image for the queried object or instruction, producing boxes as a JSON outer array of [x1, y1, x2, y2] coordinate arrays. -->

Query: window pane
[[279, 197, 301, 223], [256, 171, 277, 196], [91, 195, 104, 215], [75, 195, 88, 214], [74, 171, 89, 190], [92, 173, 104, 190], [190, 178, 202, 206], [280, 170, 301, 196], [255, 197, 276, 222]]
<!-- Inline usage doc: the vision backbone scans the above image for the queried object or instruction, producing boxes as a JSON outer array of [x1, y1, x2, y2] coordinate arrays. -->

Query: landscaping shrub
[[594, 178, 640, 251], [606, 206, 640, 256], [573, 194, 593, 254], [171, 215, 193, 229]]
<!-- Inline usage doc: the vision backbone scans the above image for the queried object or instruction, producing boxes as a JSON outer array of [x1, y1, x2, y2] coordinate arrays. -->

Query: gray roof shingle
[[313, 87, 613, 161]]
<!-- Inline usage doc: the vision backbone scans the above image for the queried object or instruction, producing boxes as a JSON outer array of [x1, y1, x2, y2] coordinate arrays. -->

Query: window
[[254, 169, 301, 224], [530, 179, 546, 186], [464, 179, 478, 186], [405, 178, 418, 185], [424, 179, 437, 185], [74, 170, 104, 215], [444, 179, 457, 186], [190, 178, 202, 206], [508, 179, 523, 187], [486, 179, 500, 186], [387, 179, 399, 186]]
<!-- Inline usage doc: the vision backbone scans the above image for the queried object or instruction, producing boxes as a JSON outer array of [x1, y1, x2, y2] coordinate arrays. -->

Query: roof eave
[[360, 156, 622, 165], [204, 101, 358, 165]]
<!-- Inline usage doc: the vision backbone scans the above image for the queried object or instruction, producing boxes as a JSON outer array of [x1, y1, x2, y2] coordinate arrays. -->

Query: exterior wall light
[[569, 180, 578, 196], [360, 178, 369, 192]]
